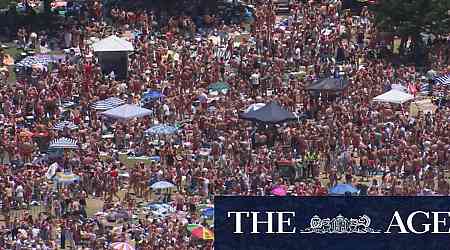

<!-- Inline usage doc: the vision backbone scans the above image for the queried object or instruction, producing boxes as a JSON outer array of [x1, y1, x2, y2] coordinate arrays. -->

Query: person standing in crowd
[[60, 223, 66, 249]]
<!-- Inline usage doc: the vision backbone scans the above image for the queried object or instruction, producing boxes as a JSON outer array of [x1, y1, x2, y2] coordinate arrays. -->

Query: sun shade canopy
[[92, 35, 134, 52], [373, 89, 414, 104], [100, 104, 152, 120]]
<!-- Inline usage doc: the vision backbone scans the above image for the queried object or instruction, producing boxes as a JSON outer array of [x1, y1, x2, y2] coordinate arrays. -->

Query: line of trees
[[370, 0, 450, 65]]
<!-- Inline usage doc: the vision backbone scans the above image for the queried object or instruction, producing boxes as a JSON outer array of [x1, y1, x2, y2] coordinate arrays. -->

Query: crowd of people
[[0, 0, 449, 248]]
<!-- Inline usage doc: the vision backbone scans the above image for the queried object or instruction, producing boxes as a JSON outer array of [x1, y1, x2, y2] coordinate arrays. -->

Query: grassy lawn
[[4, 43, 22, 58], [2, 42, 25, 84], [2, 43, 20, 83]]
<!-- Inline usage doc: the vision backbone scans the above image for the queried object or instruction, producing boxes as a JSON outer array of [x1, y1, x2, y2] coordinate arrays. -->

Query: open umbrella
[[51, 1, 67, 9], [16, 55, 59, 68], [145, 124, 178, 135], [244, 103, 266, 113], [271, 187, 287, 196], [54, 172, 80, 185], [329, 184, 359, 195], [187, 224, 201, 232], [142, 90, 164, 102], [91, 97, 125, 111], [150, 181, 176, 189], [191, 227, 214, 240], [111, 242, 134, 250], [202, 207, 214, 218], [53, 121, 78, 131], [208, 81, 230, 93], [49, 137, 78, 149], [435, 74, 450, 87]]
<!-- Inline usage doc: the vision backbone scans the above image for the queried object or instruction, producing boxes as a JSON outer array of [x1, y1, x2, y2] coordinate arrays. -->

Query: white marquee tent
[[92, 35, 134, 80], [92, 35, 134, 52], [372, 89, 414, 104]]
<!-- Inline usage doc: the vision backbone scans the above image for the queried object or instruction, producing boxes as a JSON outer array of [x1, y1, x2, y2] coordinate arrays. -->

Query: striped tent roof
[[419, 82, 430, 95], [91, 97, 126, 110], [435, 74, 450, 86], [49, 137, 78, 149], [53, 121, 78, 131]]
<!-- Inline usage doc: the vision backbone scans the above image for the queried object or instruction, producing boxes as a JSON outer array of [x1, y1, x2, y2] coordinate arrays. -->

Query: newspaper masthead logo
[[227, 211, 450, 234]]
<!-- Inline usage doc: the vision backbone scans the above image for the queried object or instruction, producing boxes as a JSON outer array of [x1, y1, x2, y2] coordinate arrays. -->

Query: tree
[[372, 0, 450, 37], [370, 0, 450, 64]]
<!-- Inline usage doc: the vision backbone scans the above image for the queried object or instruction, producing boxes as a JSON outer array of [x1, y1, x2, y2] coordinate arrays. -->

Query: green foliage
[[0, 0, 16, 10], [371, 0, 450, 37], [43, 0, 52, 14]]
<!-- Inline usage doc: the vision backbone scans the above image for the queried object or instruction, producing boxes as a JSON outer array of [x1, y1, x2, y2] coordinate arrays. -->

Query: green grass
[[3, 43, 21, 84], [4, 43, 21, 58]]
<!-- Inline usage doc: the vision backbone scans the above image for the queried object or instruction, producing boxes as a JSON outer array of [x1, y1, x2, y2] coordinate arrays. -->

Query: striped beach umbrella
[[91, 97, 125, 110], [419, 82, 430, 95], [53, 121, 78, 131], [435, 74, 450, 87], [49, 137, 78, 149], [191, 227, 214, 240], [16, 55, 60, 68], [54, 172, 80, 184], [111, 242, 134, 250]]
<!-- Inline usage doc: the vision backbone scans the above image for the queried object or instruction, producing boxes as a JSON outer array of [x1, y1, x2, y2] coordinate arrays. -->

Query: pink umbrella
[[51, 1, 67, 8], [111, 242, 134, 250], [271, 187, 287, 196]]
